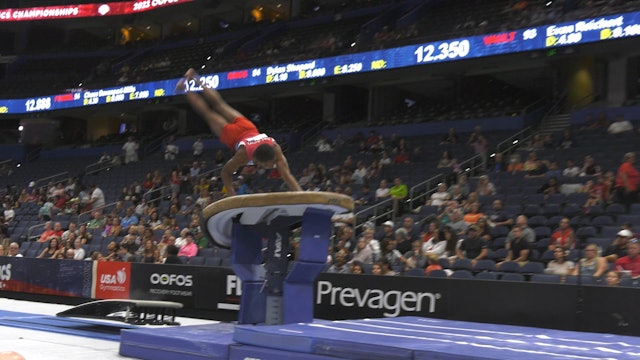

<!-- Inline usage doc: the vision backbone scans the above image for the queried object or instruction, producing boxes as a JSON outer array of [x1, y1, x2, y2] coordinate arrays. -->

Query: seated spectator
[[37, 238, 61, 259], [604, 270, 622, 287], [580, 155, 601, 176], [507, 153, 523, 173], [389, 177, 408, 216], [38, 221, 55, 242], [327, 250, 351, 273], [73, 238, 85, 260], [424, 254, 444, 276], [498, 225, 530, 267], [163, 244, 182, 264], [545, 248, 575, 276], [401, 240, 427, 272], [604, 229, 632, 263], [375, 258, 398, 276], [549, 217, 576, 251], [475, 175, 495, 196], [615, 238, 640, 278], [538, 176, 560, 195], [488, 152, 507, 173], [427, 183, 450, 207], [462, 203, 484, 225], [350, 261, 364, 275], [374, 179, 390, 202], [422, 228, 447, 258], [456, 225, 488, 267], [562, 160, 581, 177], [177, 232, 198, 258], [164, 136, 179, 160], [486, 199, 514, 228], [507, 215, 535, 244], [607, 114, 633, 135], [437, 151, 454, 168], [557, 128, 574, 149], [572, 243, 608, 278], [7, 242, 22, 257]]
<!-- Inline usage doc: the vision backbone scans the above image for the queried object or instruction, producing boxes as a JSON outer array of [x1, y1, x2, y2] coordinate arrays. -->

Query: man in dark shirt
[[456, 225, 488, 266], [502, 225, 530, 265]]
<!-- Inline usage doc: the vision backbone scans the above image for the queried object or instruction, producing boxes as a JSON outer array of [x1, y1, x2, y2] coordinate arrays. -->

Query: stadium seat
[[449, 270, 473, 279], [426, 269, 448, 278], [475, 271, 498, 280], [497, 261, 520, 273], [451, 258, 473, 271], [473, 259, 496, 272], [530, 273, 562, 284], [500, 273, 525, 281], [519, 261, 544, 274]]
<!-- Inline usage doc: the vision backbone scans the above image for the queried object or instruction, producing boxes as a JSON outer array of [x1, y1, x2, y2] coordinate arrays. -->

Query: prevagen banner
[[0, 0, 193, 22]]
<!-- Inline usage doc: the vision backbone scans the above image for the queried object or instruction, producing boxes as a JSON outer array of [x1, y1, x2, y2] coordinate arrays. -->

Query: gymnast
[[177, 68, 302, 196]]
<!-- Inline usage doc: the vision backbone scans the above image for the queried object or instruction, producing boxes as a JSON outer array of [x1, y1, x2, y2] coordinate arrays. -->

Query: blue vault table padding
[[233, 316, 640, 360], [119, 323, 235, 360], [229, 344, 344, 360]]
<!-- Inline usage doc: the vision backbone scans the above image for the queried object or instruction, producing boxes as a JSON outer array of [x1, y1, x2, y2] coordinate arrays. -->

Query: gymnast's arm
[[222, 149, 249, 197], [274, 144, 302, 192]]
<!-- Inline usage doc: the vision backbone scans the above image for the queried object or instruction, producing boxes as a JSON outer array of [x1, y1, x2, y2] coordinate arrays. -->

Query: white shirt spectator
[[122, 138, 139, 164], [91, 186, 105, 209], [608, 118, 633, 134], [165, 143, 179, 160], [563, 166, 581, 177], [192, 138, 204, 157]]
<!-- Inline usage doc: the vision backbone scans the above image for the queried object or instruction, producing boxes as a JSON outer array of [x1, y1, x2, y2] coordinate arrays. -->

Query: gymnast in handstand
[[177, 68, 302, 196]]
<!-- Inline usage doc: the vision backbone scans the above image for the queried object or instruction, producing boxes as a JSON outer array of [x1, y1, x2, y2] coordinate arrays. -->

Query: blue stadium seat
[[500, 273, 525, 281], [497, 261, 520, 273], [530, 273, 562, 284], [426, 269, 448, 278], [475, 271, 498, 280], [449, 270, 473, 279], [519, 261, 544, 274], [473, 259, 496, 272]]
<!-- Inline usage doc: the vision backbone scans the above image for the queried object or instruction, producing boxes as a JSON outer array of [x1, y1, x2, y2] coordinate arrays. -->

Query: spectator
[[604, 270, 622, 287], [374, 179, 390, 202], [499, 225, 530, 266], [607, 114, 633, 135], [615, 238, 640, 278], [573, 243, 608, 278], [37, 238, 61, 259], [462, 203, 484, 225], [72, 238, 85, 260], [121, 207, 139, 234], [604, 229, 633, 263], [475, 175, 495, 196], [580, 154, 601, 177], [38, 197, 54, 221], [164, 135, 179, 160], [3, 202, 15, 223], [427, 183, 450, 207], [505, 154, 523, 174], [401, 240, 427, 272], [38, 221, 55, 242], [89, 184, 105, 211], [507, 215, 535, 245], [327, 250, 351, 274], [424, 254, 444, 276], [456, 224, 488, 266], [549, 217, 576, 251], [163, 244, 182, 264], [192, 137, 204, 158], [122, 136, 139, 164], [562, 160, 581, 177], [486, 199, 514, 228], [545, 248, 575, 276], [389, 177, 408, 216], [177, 232, 198, 258], [422, 228, 447, 258], [614, 152, 639, 211], [7, 242, 22, 257]]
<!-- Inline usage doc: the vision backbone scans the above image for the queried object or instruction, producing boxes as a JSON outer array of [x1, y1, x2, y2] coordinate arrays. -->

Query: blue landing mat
[[0, 309, 132, 341], [119, 323, 236, 360], [234, 317, 640, 360]]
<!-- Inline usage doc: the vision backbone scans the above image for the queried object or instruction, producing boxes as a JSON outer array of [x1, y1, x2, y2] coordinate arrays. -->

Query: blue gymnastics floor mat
[[233, 316, 640, 360], [119, 323, 235, 360], [118, 316, 640, 359], [0, 309, 133, 341]]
